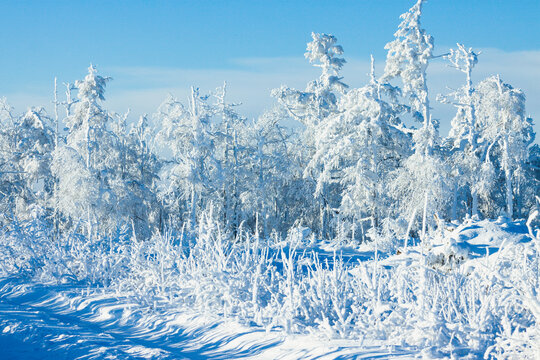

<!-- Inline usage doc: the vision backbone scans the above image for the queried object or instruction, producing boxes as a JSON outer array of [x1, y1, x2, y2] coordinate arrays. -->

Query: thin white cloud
[[4, 49, 539, 141]]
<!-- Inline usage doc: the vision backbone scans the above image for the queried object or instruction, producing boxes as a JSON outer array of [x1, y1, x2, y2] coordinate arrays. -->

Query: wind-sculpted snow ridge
[[0, 215, 539, 359]]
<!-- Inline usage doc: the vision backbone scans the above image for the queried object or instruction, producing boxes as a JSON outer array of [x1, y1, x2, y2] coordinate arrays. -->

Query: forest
[[1, 0, 539, 359]]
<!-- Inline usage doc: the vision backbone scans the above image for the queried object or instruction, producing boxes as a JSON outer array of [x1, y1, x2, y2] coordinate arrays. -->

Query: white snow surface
[[1, 218, 539, 359], [0, 280, 415, 359]]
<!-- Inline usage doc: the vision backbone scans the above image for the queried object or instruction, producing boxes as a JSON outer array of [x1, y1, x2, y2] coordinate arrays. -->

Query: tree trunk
[[451, 182, 458, 221], [422, 191, 428, 240], [471, 189, 479, 219], [504, 138, 513, 219]]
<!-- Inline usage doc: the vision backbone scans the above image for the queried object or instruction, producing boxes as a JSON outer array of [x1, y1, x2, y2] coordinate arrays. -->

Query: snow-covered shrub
[[299, 255, 358, 338], [286, 226, 312, 247], [0, 217, 51, 278], [115, 213, 281, 327]]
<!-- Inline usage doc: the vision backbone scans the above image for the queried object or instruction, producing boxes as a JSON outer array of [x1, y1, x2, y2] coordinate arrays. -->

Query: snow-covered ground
[[1, 217, 539, 359], [0, 279, 416, 359]]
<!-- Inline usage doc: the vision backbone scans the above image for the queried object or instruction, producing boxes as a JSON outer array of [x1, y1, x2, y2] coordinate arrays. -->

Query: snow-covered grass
[[1, 214, 539, 359]]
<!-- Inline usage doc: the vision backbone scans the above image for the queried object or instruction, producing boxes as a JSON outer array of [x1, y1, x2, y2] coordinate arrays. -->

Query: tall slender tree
[[383, 0, 450, 237], [439, 44, 482, 219]]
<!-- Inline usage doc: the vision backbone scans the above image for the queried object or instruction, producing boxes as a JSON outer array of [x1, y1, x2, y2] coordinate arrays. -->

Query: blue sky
[[1, 0, 539, 136]]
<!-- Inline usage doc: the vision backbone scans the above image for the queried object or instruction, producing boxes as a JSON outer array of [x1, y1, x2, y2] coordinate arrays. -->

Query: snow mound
[[426, 218, 532, 270]]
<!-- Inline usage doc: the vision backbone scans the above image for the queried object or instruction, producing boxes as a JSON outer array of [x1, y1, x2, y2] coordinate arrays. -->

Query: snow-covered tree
[[0, 99, 19, 223], [473, 76, 535, 218], [383, 0, 452, 236], [383, 0, 433, 131], [212, 83, 247, 233], [272, 32, 348, 237], [0, 100, 55, 223], [110, 113, 162, 238], [65, 65, 111, 167], [157, 87, 218, 231], [390, 136, 451, 237], [443, 44, 480, 149], [15, 107, 55, 219], [520, 144, 540, 218], [439, 44, 482, 219], [273, 32, 347, 136], [53, 65, 120, 236], [308, 58, 410, 240], [241, 107, 305, 236], [51, 145, 97, 232], [0, 100, 27, 222]]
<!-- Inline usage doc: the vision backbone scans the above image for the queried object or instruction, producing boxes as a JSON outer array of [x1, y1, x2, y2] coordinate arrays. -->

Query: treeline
[[0, 0, 538, 241]]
